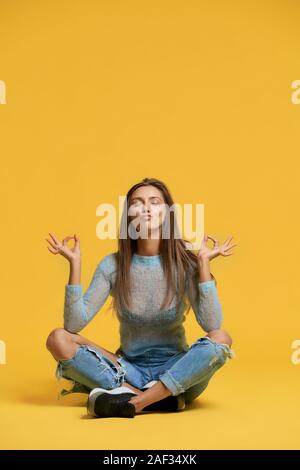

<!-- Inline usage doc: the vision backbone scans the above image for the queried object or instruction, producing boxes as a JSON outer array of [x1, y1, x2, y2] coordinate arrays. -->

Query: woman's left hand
[[197, 234, 237, 262]]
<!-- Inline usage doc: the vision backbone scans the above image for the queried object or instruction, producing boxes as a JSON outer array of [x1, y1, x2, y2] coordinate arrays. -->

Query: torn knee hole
[[208, 355, 220, 367]]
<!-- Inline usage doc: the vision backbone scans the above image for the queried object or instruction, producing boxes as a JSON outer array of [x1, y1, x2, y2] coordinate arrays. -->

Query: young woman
[[45, 177, 236, 418]]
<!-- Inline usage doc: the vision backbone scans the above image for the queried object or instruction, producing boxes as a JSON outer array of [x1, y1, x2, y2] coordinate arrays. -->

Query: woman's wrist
[[197, 253, 210, 263], [197, 255, 212, 282], [68, 258, 81, 284], [69, 256, 81, 267]]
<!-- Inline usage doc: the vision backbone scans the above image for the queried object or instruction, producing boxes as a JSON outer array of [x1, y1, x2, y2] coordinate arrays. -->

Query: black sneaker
[[87, 386, 137, 418], [141, 380, 185, 412]]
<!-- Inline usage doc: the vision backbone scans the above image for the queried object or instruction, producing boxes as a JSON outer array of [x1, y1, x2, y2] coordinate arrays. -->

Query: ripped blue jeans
[[55, 336, 235, 404]]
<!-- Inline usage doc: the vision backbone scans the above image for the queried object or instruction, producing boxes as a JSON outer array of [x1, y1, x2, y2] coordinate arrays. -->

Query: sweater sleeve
[[63, 255, 113, 333], [188, 279, 223, 332]]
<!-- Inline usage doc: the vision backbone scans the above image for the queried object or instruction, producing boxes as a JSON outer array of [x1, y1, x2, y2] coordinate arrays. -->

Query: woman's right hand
[[45, 232, 81, 263]]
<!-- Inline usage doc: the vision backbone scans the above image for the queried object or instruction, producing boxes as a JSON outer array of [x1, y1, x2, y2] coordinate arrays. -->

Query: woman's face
[[128, 185, 167, 237]]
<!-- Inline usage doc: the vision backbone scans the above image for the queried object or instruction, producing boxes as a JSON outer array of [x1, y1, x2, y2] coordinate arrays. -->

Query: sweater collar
[[132, 253, 162, 265]]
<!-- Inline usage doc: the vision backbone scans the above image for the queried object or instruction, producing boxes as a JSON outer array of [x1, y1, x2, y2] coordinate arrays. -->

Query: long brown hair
[[110, 177, 216, 319]]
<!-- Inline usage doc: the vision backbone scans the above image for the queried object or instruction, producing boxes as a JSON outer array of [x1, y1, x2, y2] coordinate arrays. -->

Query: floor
[[1, 352, 299, 450]]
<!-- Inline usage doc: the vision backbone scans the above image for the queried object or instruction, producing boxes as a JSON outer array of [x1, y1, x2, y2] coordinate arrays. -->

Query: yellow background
[[1, 0, 300, 450]]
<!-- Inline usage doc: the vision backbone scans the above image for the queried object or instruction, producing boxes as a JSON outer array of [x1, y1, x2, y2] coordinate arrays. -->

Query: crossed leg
[[46, 327, 233, 413], [127, 328, 233, 413], [46, 328, 143, 395]]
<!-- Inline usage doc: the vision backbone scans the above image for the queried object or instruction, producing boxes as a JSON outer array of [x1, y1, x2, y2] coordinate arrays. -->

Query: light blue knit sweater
[[63, 252, 223, 359]]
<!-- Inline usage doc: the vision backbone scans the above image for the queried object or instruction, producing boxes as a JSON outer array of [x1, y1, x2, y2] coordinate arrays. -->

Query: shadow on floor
[[78, 400, 217, 420], [20, 379, 88, 407], [19, 379, 219, 415]]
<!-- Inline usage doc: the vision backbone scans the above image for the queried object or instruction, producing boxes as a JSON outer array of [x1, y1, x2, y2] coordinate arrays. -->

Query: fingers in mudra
[[206, 235, 219, 248], [45, 232, 61, 254], [202, 234, 238, 258], [215, 234, 237, 256], [45, 232, 79, 259], [221, 234, 237, 256], [62, 235, 75, 247]]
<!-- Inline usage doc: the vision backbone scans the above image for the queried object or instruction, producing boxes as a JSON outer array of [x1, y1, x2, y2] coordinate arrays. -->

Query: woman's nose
[[142, 203, 151, 213]]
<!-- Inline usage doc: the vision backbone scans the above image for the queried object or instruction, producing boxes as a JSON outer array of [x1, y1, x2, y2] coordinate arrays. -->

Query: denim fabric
[[55, 336, 235, 404]]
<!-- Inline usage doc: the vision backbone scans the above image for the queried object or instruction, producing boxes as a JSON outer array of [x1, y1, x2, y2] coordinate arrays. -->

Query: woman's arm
[[189, 256, 223, 332], [189, 234, 237, 332], [45, 233, 113, 333], [64, 256, 112, 333], [198, 256, 212, 282]]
